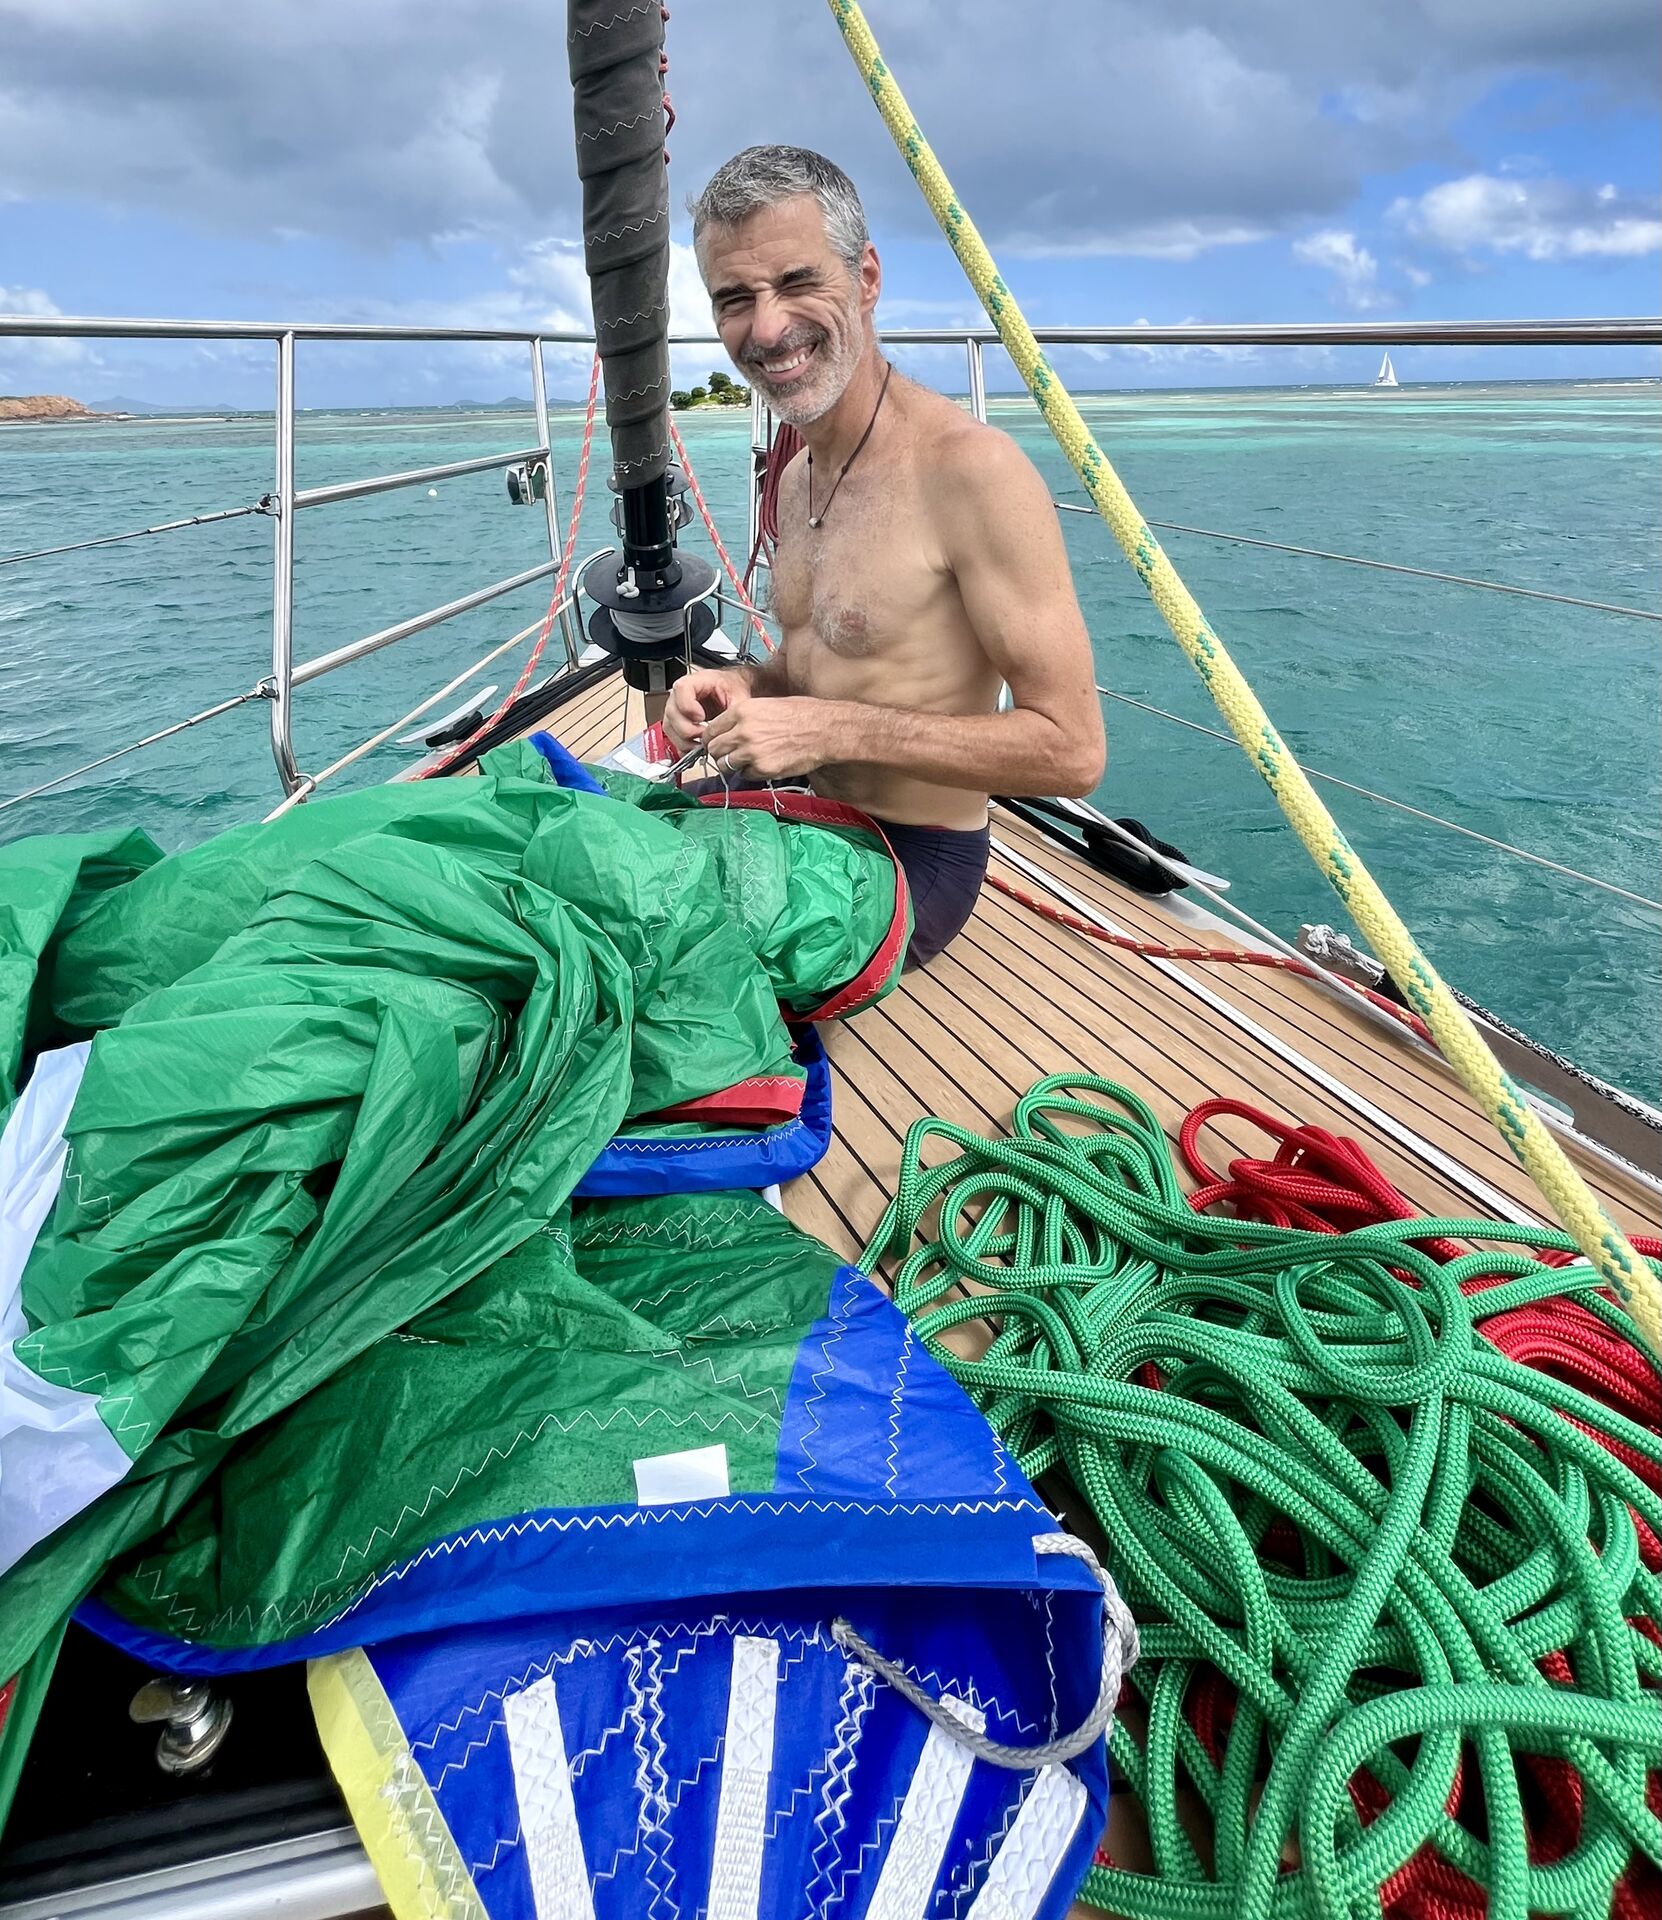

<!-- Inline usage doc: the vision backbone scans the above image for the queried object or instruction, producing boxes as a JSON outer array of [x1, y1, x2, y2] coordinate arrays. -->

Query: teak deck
[[546, 667, 1658, 1265]]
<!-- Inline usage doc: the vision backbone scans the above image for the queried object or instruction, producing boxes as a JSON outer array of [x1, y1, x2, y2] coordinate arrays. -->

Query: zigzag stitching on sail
[[830, 1789, 908, 1912], [614, 439, 670, 476], [804, 1666, 876, 1915], [448, 1627, 819, 1894], [989, 1422, 1011, 1498], [134, 1404, 771, 1633], [388, 1741, 475, 1911], [312, 1496, 1043, 1641], [607, 375, 671, 404], [758, 1633, 862, 1843], [429, 1716, 506, 1793], [882, 1321, 914, 1497], [416, 1629, 658, 1754], [11, 1350, 154, 1448], [693, 1312, 794, 1340], [466, 1823, 523, 1880], [665, 1733, 725, 1813], [945, 1776, 1030, 1920], [639, 1641, 677, 1918], [414, 1617, 825, 1758], [880, 1662, 1048, 1743], [643, 1342, 783, 1411], [56, 1147, 114, 1222], [599, 1126, 803, 1155], [791, 1268, 863, 1491], [1041, 1589, 1059, 1737], [581, 1200, 758, 1256]]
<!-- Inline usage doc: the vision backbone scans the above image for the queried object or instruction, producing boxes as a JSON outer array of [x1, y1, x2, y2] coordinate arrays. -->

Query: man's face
[[698, 194, 878, 427]]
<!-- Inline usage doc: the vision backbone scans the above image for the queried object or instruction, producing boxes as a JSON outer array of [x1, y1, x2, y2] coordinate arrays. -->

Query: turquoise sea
[[2, 380, 1658, 1100]]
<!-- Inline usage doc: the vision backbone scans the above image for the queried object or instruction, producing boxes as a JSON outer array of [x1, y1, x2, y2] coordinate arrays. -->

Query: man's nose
[[749, 290, 793, 349]]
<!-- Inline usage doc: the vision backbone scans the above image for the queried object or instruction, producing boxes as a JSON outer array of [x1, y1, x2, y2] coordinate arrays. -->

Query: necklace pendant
[[807, 515, 822, 530]]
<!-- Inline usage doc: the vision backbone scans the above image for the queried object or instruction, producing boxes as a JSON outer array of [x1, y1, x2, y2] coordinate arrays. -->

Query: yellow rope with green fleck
[[824, 0, 1659, 1360]]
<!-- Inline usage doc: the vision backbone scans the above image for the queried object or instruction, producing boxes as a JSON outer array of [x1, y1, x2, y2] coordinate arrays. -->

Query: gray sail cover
[[568, 0, 672, 489]]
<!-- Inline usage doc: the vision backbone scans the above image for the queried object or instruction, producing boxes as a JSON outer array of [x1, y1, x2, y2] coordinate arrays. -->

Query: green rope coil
[[861, 1076, 1662, 1920], [825, 0, 1659, 1361]]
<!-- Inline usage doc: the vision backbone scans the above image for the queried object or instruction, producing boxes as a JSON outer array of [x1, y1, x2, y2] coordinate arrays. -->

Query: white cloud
[[0, 283, 98, 380], [0, 0, 1654, 273], [1009, 218, 1272, 262], [1073, 318, 1273, 370], [1389, 173, 1662, 260], [1292, 229, 1392, 310]]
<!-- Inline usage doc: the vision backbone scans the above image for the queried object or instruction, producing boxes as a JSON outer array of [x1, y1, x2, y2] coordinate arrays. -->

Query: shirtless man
[[667, 145, 1105, 968]]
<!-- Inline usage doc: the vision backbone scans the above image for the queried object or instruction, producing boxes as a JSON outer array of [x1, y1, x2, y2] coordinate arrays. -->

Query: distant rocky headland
[[0, 394, 110, 422]]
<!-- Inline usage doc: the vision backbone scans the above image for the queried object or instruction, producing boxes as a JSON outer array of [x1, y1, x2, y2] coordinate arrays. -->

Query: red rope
[[983, 870, 1434, 1045], [419, 352, 601, 779], [1174, 1094, 1661, 1920], [741, 417, 803, 591], [667, 414, 776, 654]]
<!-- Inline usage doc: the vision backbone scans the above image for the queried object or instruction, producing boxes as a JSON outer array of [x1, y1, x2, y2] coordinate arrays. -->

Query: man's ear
[[858, 242, 881, 319]]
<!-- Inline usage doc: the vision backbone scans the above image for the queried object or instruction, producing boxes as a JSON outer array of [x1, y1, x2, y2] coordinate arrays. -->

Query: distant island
[[0, 394, 108, 422], [671, 370, 750, 411]]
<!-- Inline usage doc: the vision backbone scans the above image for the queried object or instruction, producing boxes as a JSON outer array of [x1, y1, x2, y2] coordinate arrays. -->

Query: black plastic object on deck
[[567, 0, 716, 693]]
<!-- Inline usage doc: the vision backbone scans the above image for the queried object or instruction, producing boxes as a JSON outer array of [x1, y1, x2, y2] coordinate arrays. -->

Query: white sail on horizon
[[1374, 352, 1400, 388]]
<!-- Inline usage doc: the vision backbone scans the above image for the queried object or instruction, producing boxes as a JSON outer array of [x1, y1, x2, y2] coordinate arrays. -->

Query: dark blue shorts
[[879, 818, 991, 969], [680, 778, 989, 969]]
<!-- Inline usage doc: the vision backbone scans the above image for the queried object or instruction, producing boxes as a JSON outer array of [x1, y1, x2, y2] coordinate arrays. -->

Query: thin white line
[[1090, 685, 1661, 910], [989, 835, 1539, 1225]]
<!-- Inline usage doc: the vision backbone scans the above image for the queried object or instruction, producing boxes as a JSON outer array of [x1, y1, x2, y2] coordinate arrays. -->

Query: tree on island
[[668, 374, 751, 410]]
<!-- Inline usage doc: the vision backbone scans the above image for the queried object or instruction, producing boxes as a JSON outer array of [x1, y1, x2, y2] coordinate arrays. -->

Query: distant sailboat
[[1374, 352, 1400, 388]]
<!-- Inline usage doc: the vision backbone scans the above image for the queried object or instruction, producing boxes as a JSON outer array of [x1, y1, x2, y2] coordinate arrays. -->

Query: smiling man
[[668, 145, 1104, 968]]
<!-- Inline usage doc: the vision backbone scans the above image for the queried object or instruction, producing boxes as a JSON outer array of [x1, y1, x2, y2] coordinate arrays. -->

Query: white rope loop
[[830, 1531, 1139, 1771]]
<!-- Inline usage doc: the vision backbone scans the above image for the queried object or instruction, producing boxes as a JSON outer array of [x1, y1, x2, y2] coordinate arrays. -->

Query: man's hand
[[664, 667, 752, 753], [702, 696, 834, 781]]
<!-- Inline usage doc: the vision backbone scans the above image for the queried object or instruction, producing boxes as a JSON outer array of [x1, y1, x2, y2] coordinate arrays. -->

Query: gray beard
[[754, 327, 863, 428]]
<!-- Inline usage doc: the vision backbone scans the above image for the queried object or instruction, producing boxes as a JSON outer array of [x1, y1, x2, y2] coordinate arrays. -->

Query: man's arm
[[701, 430, 1106, 794]]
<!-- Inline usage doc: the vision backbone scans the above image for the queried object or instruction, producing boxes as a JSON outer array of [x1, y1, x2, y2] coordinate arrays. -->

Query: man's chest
[[769, 478, 948, 663]]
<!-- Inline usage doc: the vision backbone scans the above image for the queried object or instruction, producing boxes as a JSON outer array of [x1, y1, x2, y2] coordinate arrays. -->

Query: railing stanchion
[[269, 330, 303, 796], [531, 338, 582, 669], [966, 338, 987, 422]]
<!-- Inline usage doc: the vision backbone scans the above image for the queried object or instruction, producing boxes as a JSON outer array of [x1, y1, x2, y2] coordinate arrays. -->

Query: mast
[[566, 0, 715, 707]]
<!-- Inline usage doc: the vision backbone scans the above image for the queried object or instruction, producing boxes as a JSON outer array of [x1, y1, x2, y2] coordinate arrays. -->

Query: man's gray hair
[[689, 146, 869, 271]]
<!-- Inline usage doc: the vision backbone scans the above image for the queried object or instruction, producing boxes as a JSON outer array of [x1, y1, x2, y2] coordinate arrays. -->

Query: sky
[[1, 0, 1658, 407]]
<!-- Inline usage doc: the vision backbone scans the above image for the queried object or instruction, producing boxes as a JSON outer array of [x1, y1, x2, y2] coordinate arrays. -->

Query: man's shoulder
[[911, 399, 1045, 526]]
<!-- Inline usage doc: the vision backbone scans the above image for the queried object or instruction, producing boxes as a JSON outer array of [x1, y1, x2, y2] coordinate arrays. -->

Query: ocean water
[[2, 380, 1658, 1101]]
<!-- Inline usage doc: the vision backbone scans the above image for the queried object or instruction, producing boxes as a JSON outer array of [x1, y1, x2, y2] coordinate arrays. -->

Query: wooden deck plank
[[991, 809, 1645, 1200], [991, 814, 1537, 1165], [517, 669, 1656, 1249], [986, 814, 1656, 1234], [969, 890, 1533, 1221], [483, 666, 1652, 1919]]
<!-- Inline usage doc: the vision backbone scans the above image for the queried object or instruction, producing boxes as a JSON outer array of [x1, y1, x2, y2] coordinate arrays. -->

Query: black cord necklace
[[806, 360, 894, 530]]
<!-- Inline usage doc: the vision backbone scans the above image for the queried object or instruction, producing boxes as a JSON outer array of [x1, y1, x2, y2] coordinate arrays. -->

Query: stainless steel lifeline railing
[[1, 313, 1658, 814], [0, 317, 606, 804]]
